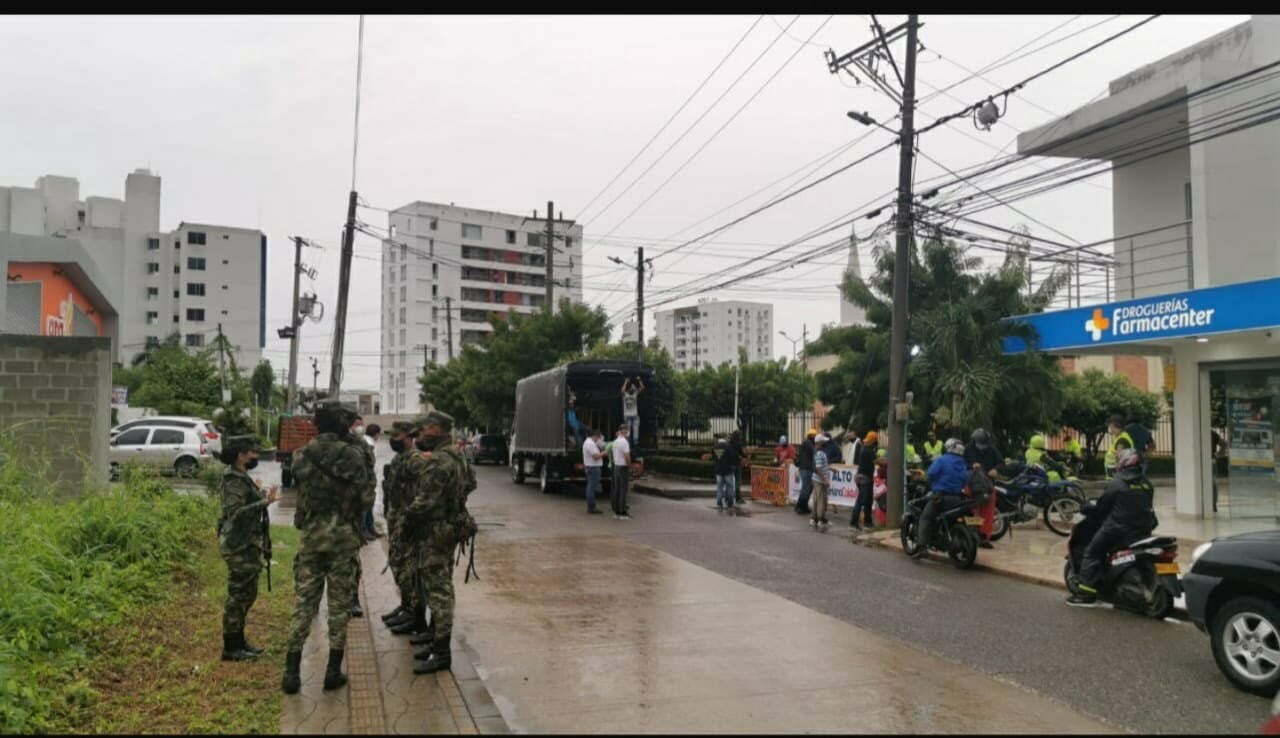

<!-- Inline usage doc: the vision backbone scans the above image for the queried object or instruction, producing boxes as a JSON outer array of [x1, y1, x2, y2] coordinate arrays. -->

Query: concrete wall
[[0, 334, 112, 495]]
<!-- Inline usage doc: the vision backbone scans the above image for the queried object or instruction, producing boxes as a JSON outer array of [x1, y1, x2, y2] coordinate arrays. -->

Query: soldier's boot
[[350, 592, 364, 619], [385, 608, 415, 629], [242, 633, 266, 656], [281, 651, 303, 694], [413, 637, 451, 675], [221, 632, 258, 661], [409, 617, 436, 647], [382, 604, 408, 624], [389, 605, 426, 635], [322, 649, 348, 691]]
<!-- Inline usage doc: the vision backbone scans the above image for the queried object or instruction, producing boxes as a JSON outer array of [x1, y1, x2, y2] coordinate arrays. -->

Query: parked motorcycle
[[993, 464, 1087, 538], [1063, 500, 1181, 619], [900, 490, 984, 569]]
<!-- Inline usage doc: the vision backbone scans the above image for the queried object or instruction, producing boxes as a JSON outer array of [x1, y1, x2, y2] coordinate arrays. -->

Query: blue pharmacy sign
[[1003, 276, 1280, 354]]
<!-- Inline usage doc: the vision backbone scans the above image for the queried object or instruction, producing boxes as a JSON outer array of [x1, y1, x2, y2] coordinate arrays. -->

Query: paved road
[[462, 463, 1265, 734]]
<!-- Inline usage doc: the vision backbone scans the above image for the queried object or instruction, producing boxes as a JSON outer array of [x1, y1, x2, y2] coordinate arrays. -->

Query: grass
[[0, 433, 299, 733]]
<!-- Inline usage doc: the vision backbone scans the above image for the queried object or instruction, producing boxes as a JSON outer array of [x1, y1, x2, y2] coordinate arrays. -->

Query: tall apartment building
[[654, 299, 773, 371], [380, 201, 584, 414], [0, 170, 265, 367]]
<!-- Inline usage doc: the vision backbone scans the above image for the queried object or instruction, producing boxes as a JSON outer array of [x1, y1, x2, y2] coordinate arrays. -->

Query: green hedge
[[645, 455, 716, 481]]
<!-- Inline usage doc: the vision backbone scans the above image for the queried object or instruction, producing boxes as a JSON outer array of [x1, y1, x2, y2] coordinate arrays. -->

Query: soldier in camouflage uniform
[[403, 410, 477, 674], [380, 421, 422, 630], [280, 402, 374, 695], [218, 435, 279, 661], [349, 414, 377, 619]]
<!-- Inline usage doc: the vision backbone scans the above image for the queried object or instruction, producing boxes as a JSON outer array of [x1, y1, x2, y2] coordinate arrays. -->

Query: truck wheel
[[511, 456, 526, 485], [540, 462, 557, 495]]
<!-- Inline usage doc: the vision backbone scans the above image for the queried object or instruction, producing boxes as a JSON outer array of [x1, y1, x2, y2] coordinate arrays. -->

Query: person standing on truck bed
[[583, 428, 606, 515], [611, 424, 632, 520], [621, 376, 644, 445]]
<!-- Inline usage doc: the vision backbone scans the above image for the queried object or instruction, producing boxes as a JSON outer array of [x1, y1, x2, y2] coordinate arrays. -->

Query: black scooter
[[1063, 501, 1182, 618], [900, 488, 983, 570]]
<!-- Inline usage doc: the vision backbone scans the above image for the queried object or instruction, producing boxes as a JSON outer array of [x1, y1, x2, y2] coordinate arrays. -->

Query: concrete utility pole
[[636, 246, 645, 348], [445, 296, 454, 360], [216, 322, 229, 404], [885, 16, 919, 528], [285, 236, 304, 414], [328, 190, 358, 399], [544, 200, 555, 311], [310, 356, 320, 405]]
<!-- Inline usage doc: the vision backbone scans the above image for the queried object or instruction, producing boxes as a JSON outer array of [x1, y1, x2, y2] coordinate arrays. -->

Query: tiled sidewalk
[[280, 533, 509, 735]]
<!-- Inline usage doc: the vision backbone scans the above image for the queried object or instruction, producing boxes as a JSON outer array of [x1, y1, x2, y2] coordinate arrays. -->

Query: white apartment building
[[654, 299, 773, 371], [380, 201, 584, 413], [0, 169, 265, 367]]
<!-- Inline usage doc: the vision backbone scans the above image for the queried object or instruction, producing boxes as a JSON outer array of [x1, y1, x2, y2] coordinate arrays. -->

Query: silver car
[[111, 416, 222, 455], [109, 424, 215, 479]]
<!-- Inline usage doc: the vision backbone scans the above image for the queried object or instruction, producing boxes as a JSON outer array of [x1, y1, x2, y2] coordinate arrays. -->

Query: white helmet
[[779, 435, 788, 444], [944, 438, 965, 455]]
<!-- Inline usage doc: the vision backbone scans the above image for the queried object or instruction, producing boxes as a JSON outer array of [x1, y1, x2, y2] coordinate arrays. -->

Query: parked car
[[111, 416, 222, 455], [109, 424, 215, 479], [471, 434, 509, 465], [1184, 530, 1280, 696]]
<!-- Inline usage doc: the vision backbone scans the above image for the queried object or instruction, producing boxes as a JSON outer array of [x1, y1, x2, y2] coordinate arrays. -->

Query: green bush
[[0, 434, 217, 732], [644, 455, 716, 480]]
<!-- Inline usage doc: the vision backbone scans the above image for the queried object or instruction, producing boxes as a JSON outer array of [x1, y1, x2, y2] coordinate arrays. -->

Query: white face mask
[[352, 425, 365, 438]]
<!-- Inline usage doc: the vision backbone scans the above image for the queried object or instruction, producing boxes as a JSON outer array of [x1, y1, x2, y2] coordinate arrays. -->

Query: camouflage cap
[[390, 420, 416, 435], [413, 409, 454, 433], [222, 434, 260, 458]]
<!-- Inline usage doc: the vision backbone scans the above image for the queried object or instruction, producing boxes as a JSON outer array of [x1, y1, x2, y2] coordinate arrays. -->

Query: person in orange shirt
[[774, 435, 796, 466]]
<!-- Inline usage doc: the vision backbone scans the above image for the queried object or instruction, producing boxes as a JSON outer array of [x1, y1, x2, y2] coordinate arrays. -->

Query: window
[[388, 247, 395, 263], [187, 283, 206, 297], [400, 244, 407, 261], [145, 311, 159, 325], [147, 262, 160, 274], [431, 348, 438, 362], [186, 308, 205, 322], [150, 429, 185, 445], [399, 286, 406, 301], [432, 327, 438, 341], [221, 285, 228, 290], [506, 230, 516, 244], [222, 234, 229, 240], [399, 328, 406, 345], [174, 239, 181, 249], [389, 330, 395, 346], [429, 238, 434, 257], [399, 307, 406, 324], [527, 232, 543, 247], [173, 314, 179, 323], [222, 259, 229, 265], [145, 336, 160, 348], [404, 217, 411, 233], [399, 351, 406, 368], [187, 257, 206, 270], [173, 289, 180, 299], [432, 263, 438, 278], [565, 237, 573, 250], [462, 223, 482, 240], [173, 264, 180, 274], [430, 218, 438, 231], [400, 264, 406, 280], [115, 428, 150, 446], [147, 238, 160, 251], [77, 210, 86, 226], [187, 231, 207, 245], [185, 334, 204, 347], [146, 287, 158, 300], [221, 309, 228, 316], [388, 268, 395, 284], [431, 284, 438, 297]]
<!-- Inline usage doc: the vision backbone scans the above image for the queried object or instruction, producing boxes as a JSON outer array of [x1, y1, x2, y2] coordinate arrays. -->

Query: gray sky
[[0, 14, 1250, 390]]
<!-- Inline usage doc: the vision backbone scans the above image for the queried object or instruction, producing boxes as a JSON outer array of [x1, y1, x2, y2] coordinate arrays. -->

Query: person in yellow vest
[[1062, 432, 1084, 475], [922, 430, 944, 465], [1103, 415, 1134, 477], [1025, 434, 1068, 483]]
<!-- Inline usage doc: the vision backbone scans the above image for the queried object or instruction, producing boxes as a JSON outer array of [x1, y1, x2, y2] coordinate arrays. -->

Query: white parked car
[[109, 424, 216, 479], [111, 416, 222, 455]]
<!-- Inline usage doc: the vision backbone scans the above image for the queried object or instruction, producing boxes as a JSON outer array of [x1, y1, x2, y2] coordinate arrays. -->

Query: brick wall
[[1113, 355, 1150, 392], [0, 334, 112, 495]]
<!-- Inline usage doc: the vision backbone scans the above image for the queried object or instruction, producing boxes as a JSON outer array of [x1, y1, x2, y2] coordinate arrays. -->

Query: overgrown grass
[[0, 434, 297, 733]]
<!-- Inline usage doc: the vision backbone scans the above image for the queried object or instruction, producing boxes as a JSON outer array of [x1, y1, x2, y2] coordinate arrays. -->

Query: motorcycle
[[900, 488, 984, 570], [993, 464, 1088, 538], [1062, 500, 1181, 619]]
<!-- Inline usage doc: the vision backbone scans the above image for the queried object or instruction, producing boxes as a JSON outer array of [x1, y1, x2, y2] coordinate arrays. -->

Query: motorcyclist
[[963, 428, 1002, 548], [1066, 447, 1158, 608], [1025, 433, 1069, 482], [915, 438, 970, 555]]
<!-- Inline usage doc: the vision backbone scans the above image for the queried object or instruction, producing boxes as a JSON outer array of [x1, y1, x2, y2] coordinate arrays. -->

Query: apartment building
[[380, 201, 584, 413], [654, 299, 773, 371], [0, 169, 265, 366]]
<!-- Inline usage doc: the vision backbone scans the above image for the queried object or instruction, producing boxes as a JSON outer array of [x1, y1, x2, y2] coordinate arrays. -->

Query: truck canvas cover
[[512, 360, 656, 456]]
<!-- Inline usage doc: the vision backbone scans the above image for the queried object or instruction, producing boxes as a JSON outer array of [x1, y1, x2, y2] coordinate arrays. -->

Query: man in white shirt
[[582, 429, 605, 515], [610, 424, 632, 520]]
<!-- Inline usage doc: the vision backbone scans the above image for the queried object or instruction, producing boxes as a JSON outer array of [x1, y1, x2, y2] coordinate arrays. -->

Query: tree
[[250, 361, 276, 408], [817, 230, 1070, 452], [1058, 368, 1162, 460], [681, 350, 815, 442], [129, 341, 221, 417], [581, 340, 684, 430]]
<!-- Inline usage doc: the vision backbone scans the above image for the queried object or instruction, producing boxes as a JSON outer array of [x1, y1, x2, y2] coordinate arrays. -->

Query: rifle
[[262, 506, 272, 592]]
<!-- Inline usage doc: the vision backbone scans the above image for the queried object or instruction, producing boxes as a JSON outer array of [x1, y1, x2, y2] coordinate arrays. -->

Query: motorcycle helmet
[[944, 438, 965, 455], [971, 428, 991, 449], [1029, 434, 1047, 450], [1116, 447, 1142, 470]]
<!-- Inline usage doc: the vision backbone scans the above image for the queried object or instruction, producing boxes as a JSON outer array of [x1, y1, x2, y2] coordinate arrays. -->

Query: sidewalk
[[633, 473, 750, 500]]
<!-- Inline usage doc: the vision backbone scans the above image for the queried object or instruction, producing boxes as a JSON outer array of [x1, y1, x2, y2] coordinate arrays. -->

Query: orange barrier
[[750, 464, 790, 506]]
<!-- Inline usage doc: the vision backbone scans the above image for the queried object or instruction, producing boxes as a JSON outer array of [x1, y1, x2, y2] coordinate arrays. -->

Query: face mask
[[390, 438, 407, 453], [246, 457, 259, 470], [415, 436, 433, 451], [352, 425, 365, 438]]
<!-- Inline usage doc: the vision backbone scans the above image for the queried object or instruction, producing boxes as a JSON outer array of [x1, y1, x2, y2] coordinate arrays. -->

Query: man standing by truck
[[611, 424, 632, 520], [582, 428, 606, 515]]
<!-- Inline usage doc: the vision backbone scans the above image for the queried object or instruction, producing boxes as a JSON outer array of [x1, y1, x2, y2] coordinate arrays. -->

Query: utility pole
[[328, 190, 358, 399], [692, 319, 701, 370], [216, 322, 229, 405], [636, 246, 645, 349], [285, 236, 304, 414], [310, 356, 320, 405], [801, 324, 809, 361], [885, 16, 919, 528], [445, 296, 454, 360], [544, 200, 555, 311]]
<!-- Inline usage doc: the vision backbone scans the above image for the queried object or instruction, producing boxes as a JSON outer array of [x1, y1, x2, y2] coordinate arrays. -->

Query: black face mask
[[390, 438, 407, 453], [246, 458, 259, 471], [414, 436, 432, 452]]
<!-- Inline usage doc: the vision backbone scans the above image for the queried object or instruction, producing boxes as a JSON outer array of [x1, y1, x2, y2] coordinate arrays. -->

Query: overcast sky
[[0, 14, 1251, 391]]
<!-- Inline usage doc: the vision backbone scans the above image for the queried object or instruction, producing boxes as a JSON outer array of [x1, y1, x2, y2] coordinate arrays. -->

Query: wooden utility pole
[[328, 190, 358, 399], [544, 200, 555, 311], [310, 356, 320, 406], [216, 322, 229, 405], [285, 236, 304, 413], [445, 296, 454, 360]]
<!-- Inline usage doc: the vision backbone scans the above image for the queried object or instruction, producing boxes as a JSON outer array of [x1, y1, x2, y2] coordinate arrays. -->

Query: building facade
[[654, 299, 773, 371], [380, 201, 584, 414], [1011, 15, 1280, 526], [0, 170, 265, 367]]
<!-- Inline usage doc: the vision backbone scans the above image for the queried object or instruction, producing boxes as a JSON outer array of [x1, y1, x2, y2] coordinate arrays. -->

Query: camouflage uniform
[[351, 434, 378, 607], [218, 464, 268, 635], [384, 423, 423, 606], [403, 413, 476, 660], [285, 429, 372, 652]]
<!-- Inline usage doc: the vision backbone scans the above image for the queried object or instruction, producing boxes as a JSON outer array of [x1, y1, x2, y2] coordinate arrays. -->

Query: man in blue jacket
[[915, 438, 970, 554]]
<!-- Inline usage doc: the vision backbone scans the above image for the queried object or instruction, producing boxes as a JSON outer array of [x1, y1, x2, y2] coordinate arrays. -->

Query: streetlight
[[847, 111, 900, 139], [779, 330, 801, 360]]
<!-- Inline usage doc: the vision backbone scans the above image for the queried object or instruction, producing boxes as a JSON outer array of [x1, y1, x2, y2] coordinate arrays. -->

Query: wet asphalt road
[[469, 464, 1265, 735]]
